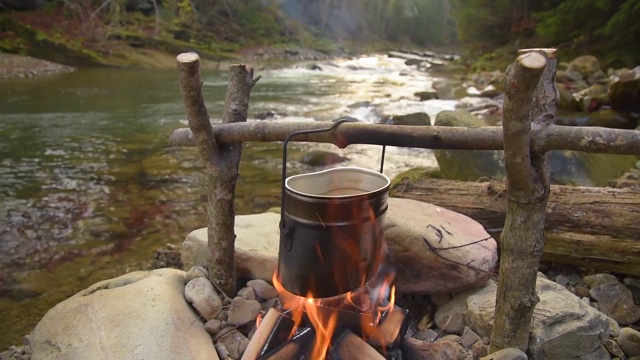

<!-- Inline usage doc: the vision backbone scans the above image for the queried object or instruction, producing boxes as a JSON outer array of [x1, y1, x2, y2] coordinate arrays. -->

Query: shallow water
[[0, 55, 453, 347]]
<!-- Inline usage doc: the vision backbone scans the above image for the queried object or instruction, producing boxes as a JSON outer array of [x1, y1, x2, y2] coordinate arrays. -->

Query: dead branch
[[490, 49, 557, 353], [169, 121, 640, 156], [177, 52, 259, 295]]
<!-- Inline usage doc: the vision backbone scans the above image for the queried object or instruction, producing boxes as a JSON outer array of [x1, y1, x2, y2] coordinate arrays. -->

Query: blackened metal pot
[[278, 166, 390, 298]]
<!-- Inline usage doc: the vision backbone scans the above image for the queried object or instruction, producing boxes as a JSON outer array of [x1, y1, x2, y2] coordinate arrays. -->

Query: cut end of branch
[[517, 48, 557, 59], [177, 52, 200, 64], [517, 52, 547, 70]]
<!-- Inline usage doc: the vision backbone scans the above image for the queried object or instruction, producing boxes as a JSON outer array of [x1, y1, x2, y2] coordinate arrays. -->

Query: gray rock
[[237, 286, 256, 300], [185, 277, 223, 321], [471, 341, 489, 359], [623, 277, 640, 305], [608, 316, 621, 337], [384, 198, 498, 294], [462, 326, 482, 349], [433, 110, 505, 181], [402, 337, 466, 360], [619, 327, 640, 357], [567, 55, 606, 86], [182, 212, 280, 280], [184, 265, 208, 284], [415, 90, 438, 101], [414, 329, 439, 342], [480, 348, 527, 360], [204, 319, 222, 335], [247, 279, 278, 301], [31, 269, 218, 360], [226, 297, 261, 326], [435, 281, 497, 334], [605, 339, 627, 360], [436, 275, 611, 360], [589, 283, 640, 325], [389, 112, 431, 126], [216, 328, 250, 359]]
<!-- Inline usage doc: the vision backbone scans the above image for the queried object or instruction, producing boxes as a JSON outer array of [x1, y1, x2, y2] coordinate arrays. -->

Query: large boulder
[[433, 110, 505, 181], [31, 269, 218, 360], [182, 212, 280, 280], [609, 66, 640, 112], [383, 198, 498, 294], [435, 275, 612, 360]]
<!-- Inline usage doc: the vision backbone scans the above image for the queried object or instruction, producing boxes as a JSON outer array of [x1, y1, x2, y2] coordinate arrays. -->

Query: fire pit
[[242, 123, 411, 359]]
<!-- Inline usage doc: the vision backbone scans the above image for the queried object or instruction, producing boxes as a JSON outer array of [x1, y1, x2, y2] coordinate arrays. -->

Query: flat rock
[[181, 212, 280, 280], [435, 275, 611, 359], [31, 269, 218, 360], [384, 198, 498, 293], [227, 297, 261, 326], [589, 282, 640, 325]]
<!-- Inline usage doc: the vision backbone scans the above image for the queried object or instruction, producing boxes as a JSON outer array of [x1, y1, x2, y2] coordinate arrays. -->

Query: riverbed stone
[[247, 279, 278, 301], [589, 282, 640, 325], [31, 269, 218, 360], [435, 275, 611, 359], [584, 273, 619, 289], [384, 198, 498, 294], [389, 112, 431, 126], [185, 276, 223, 320], [479, 348, 527, 360], [609, 66, 640, 112], [216, 328, 250, 359], [620, 327, 640, 357], [226, 297, 261, 326], [401, 337, 466, 360], [181, 212, 280, 280]]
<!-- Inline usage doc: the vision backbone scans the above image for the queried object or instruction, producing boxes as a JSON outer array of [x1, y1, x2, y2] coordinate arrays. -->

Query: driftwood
[[176, 52, 260, 295], [391, 178, 640, 275]]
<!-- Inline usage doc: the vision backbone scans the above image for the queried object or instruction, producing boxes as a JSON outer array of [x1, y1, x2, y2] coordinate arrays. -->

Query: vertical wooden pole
[[489, 48, 558, 352], [177, 52, 260, 295]]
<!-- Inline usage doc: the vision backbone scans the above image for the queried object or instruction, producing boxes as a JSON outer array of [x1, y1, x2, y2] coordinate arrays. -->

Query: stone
[[185, 277, 223, 321], [414, 329, 439, 343], [574, 84, 610, 112], [609, 66, 640, 112], [204, 319, 222, 335], [589, 283, 640, 325], [623, 277, 640, 305], [479, 348, 527, 360], [620, 327, 640, 357], [606, 339, 628, 359], [389, 112, 431, 126], [433, 110, 505, 181], [436, 275, 611, 359], [184, 265, 208, 284], [182, 212, 280, 280], [237, 286, 256, 300], [247, 279, 278, 301], [462, 326, 482, 349], [608, 316, 621, 337], [415, 90, 438, 101], [402, 337, 466, 360], [435, 281, 497, 334], [216, 328, 250, 359], [384, 198, 498, 294], [300, 150, 348, 166], [567, 55, 606, 85], [31, 269, 218, 360], [226, 297, 261, 326], [471, 341, 489, 359]]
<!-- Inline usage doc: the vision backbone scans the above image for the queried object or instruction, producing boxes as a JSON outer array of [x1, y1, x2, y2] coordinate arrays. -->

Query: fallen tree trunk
[[390, 178, 640, 276]]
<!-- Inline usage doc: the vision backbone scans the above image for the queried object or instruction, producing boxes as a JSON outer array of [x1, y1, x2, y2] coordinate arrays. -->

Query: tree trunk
[[391, 178, 640, 275]]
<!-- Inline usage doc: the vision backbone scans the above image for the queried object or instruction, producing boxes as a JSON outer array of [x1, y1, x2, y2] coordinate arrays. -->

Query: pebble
[[184, 277, 223, 320], [619, 327, 640, 357], [584, 273, 619, 288], [480, 347, 527, 360], [247, 279, 278, 301], [184, 265, 208, 284], [461, 326, 482, 349], [605, 338, 628, 359], [237, 286, 256, 300], [226, 297, 262, 326], [204, 319, 223, 335]]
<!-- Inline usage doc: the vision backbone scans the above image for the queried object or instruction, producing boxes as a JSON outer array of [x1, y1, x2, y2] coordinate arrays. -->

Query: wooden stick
[[177, 52, 259, 295], [169, 121, 640, 156], [490, 49, 556, 353]]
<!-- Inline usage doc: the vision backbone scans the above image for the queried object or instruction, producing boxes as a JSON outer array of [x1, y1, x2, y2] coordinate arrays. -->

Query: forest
[[0, 0, 639, 69]]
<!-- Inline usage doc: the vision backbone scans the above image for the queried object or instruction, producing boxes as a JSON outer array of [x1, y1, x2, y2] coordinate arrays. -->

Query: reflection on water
[[0, 55, 446, 347]]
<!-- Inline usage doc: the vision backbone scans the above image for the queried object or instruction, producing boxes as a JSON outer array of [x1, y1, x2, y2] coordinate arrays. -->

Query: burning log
[[364, 307, 411, 355], [242, 308, 295, 360], [328, 330, 386, 360], [257, 328, 315, 360]]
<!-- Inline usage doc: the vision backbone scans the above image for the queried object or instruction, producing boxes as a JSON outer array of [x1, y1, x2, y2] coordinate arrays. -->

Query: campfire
[[241, 166, 410, 359]]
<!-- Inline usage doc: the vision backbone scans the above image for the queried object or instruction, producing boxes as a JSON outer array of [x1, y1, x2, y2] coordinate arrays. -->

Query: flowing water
[[0, 55, 455, 347]]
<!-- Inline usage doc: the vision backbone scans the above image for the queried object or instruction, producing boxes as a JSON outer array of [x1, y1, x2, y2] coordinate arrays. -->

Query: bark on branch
[[169, 122, 640, 155], [490, 49, 557, 353], [177, 52, 260, 295]]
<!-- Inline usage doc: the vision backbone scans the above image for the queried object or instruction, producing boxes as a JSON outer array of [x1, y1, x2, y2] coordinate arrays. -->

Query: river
[[0, 55, 457, 347]]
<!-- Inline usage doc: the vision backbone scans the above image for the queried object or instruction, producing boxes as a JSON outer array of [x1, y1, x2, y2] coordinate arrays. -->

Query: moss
[[389, 167, 443, 195]]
